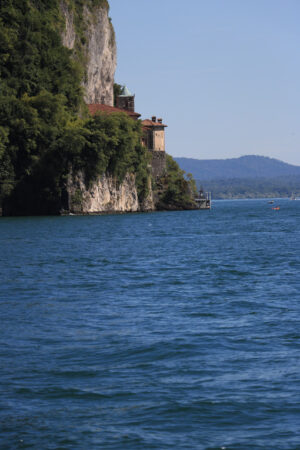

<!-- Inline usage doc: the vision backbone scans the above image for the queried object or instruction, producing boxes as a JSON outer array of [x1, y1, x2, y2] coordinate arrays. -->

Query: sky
[[109, 0, 300, 166]]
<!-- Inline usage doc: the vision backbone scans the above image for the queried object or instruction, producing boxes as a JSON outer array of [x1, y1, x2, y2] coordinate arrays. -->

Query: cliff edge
[[0, 1, 197, 216], [60, 0, 116, 106]]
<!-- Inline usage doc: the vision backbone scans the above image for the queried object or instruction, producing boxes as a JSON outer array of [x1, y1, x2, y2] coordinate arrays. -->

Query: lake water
[[1, 199, 300, 449]]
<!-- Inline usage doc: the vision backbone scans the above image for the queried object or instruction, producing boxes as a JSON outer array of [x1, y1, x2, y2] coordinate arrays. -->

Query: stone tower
[[116, 86, 135, 112], [141, 117, 167, 178]]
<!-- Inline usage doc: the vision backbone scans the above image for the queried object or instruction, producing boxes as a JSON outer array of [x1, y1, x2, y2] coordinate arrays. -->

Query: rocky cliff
[[60, 1, 155, 214], [66, 172, 154, 214], [0, 0, 197, 216], [60, 0, 116, 106]]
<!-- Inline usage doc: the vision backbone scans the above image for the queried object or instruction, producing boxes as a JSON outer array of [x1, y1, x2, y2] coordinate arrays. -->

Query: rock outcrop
[[59, 2, 156, 214], [66, 172, 154, 214], [60, 0, 116, 106]]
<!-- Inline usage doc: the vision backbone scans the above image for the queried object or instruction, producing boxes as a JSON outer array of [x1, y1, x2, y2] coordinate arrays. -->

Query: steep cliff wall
[[60, 0, 116, 106], [0, 1, 197, 216], [59, 2, 156, 214], [67, 172, 154, 214]]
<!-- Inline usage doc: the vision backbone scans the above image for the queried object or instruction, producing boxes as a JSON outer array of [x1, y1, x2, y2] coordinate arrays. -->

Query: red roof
[[142, 119, 167, 128], [88, 104, 141, 119]]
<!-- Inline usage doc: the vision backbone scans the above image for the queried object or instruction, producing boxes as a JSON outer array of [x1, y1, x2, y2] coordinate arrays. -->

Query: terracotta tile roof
[[142, 119, 167, 128], [88, 104, 141, 119]]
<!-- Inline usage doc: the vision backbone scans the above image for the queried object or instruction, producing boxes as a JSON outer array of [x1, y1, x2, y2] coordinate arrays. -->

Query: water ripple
[[1, 199, 300, 449]]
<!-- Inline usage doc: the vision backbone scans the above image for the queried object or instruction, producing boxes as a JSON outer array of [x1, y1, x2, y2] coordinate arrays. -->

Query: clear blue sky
[[109, 0, 300, 166]]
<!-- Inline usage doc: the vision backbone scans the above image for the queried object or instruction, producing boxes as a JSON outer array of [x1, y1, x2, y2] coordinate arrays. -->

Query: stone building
[[141, 117, 167, 178], [141, 117, 167, 152], [116, 86, 135, 112], [88, 85, 167, 177]]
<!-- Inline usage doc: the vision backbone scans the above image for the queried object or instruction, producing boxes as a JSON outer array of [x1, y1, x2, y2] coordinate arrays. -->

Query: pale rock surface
[[60, 1, 116, 106], [68, 172, 135, 213], [60, 1, 76, 49]]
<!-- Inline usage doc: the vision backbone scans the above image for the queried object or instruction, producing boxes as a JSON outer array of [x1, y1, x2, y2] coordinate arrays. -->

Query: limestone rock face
[[59, 3, 155, 215], [66, 171, 155, 214], [83, 6, 116, 105], [60, 1, 116, 106], [139, 177, 155, 212], [60, 1, 76, 49]]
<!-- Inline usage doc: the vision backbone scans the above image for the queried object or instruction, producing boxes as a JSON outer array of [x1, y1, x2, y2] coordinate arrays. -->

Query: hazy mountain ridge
[[175, 155, 300, 180], [174, 155, 300, 198], [198, 175, 300, 199]]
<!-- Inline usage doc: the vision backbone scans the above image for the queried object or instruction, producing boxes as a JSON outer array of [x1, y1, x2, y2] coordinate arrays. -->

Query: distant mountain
[[175, 155, 300, 180], [198, 175, 300, 199]]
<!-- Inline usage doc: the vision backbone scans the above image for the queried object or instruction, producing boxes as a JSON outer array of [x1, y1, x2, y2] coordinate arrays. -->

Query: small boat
[[272, 206, 280, 210], [195, 189, 211, 210], [268, 200, 274, 204]]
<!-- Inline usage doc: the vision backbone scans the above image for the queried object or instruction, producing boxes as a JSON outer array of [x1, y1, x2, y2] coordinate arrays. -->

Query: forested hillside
[[197, 176, 300, 199], [175, 155, 300, 180], [175, 155, 300, 199]]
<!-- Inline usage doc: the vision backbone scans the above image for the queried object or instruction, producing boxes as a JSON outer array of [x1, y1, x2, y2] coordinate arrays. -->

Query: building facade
[[88, 86, 167, 177]]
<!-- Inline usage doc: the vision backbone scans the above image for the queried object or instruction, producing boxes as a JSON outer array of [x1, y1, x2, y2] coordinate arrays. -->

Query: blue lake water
[[1, 199, 300, 449]]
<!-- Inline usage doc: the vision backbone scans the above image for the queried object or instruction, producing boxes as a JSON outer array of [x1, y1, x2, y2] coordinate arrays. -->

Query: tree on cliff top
[[156, 155, 197, 210]]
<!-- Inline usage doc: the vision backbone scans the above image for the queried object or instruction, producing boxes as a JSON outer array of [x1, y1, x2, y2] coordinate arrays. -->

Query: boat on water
[[268, 200, 274, 204], [195, 189, 211, 210], [272, 206, 280, 210]]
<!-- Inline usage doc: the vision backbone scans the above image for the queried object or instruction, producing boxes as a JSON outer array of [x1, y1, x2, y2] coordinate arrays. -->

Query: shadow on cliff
[[3, 156, 68, 216]]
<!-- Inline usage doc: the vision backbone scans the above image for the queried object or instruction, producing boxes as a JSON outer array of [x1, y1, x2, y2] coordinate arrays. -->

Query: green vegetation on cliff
[[113, 83, 123, 107], [156, 156, 197, 210], [4, 108, 148, 215], [0, 0, 150, 214], [0, 0, 195, 214]]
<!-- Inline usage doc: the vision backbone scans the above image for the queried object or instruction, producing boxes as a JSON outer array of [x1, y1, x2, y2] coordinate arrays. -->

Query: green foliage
[[186, 172, 198, 197], [0, 0, 143, 214], [0, 0, 191, 214], [68, 0, 109, 11], [73, 189, 83, 205], [0, 1, 82, 107], [0, 91, 69, 182], [113, 83, 123, 107], [0, 126, 9, 159], [1, 98, 150, 213], [156, 155, 197, 210], [0, 125, 14, 201], [79, 113, 150, 201]]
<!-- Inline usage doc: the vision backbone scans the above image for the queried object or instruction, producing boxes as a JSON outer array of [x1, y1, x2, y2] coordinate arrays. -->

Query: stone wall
[[150, 150, 166, 178], [153, 128, 165, 151]]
